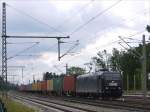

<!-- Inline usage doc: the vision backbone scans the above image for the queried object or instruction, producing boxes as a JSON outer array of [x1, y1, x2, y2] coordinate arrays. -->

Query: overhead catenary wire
[[53, 65, 63, 73], [56, 0, 95, 29], [69, 0, 122, 36], [15, 54, 41, 57], [59, 40, 79, 59], [6, 3, 65, 35], [7, 42, 40, 60], [3, 0, 148, 78], [53, 30, 145, 72], [118, 36, 141, 57], [118, 42, 140, 59], [75, 6, 150, 46]]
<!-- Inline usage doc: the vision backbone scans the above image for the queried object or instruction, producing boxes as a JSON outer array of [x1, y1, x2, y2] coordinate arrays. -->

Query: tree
[[67, 66, 86, 75], [91, 50, 111, 70], [110, 48, 121, 71], [43, 72, 57, 80]]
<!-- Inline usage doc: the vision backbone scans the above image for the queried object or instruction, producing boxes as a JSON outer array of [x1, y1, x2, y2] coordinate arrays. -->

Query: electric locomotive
[[76, 70, 122, 98], [19, 70, 122, 99]]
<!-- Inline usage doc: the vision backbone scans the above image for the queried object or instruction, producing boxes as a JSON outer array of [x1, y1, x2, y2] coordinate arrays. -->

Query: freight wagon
[[47, 80, 53, 92], [63, 75, 76, 96], [53, 77, 63, 95], [37, 82, 41, 92], [32, 83, 37, 92], [19, 71, 122, 98]]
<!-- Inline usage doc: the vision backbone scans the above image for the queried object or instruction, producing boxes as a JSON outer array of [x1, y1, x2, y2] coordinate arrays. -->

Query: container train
[[19, 71, 123, 98]]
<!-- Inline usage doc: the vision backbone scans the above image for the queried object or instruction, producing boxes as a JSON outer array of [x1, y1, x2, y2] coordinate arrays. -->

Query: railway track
[[11, 92, 150, 112], [63, 97, 150, 111], [10, 94, 98, 112], [32, 93, 150, 111]]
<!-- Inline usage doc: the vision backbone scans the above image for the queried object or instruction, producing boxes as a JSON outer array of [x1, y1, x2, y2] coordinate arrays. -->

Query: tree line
[[43, 42, 150, 91]]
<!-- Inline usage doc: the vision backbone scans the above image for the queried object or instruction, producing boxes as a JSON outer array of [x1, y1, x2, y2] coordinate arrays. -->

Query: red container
[[41, 81, 47, 91], [63, 75, 76, 92]]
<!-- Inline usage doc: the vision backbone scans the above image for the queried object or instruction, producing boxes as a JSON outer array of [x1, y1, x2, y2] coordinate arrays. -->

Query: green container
[[53, 77, 63, 93]]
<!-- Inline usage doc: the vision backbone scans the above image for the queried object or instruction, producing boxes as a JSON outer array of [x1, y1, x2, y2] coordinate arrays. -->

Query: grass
[[0, 93, 35, 112]]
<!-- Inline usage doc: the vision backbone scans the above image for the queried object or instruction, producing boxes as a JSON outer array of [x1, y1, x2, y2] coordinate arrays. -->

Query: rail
[[11, 94, 96, 112]]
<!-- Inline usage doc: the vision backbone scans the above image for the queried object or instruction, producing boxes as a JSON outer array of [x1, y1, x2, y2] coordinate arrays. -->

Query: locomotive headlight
[[118, 87, 121, 89], [105, 87, 109, 89]]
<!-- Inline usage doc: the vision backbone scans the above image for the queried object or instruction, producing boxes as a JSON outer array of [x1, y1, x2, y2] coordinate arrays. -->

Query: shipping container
[[41, 81, 47, 91], [37, 82, 41, 91], [32, 83, 38, 91], [35, 83, 38, 91], [32, 83, 34, 91], [47, 80, 53, 91], [63, 75, 76, 94], [53, 77, 63, 93]]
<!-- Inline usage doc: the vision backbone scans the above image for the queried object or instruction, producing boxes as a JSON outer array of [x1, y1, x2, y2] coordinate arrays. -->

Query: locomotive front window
[[104, 73, 121, 80]]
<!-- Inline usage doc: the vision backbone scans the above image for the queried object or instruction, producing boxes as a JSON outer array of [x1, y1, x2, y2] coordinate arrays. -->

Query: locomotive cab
[[102, 72, 122, 97]]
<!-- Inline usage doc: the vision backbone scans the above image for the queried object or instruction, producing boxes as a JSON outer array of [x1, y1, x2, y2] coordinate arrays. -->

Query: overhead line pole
[[118, 35, 147, 98], [142, 35, 147, 98], [57, 38, 61, 61], [2, 2, 7, 84], [1, 2, 69, 88]]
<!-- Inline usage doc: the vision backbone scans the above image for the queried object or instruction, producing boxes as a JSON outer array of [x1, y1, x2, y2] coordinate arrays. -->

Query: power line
[[69, 0, 122, 36], [15, 54, 41, 57], [7, 42, 40, 60], [6, 3, 65, 35], [53, 65, 63, 73], [59, 40, 79, 59], [73, 5, 150, 46], [56, 0, 95, 29], [118, 36, 141, 58], [55, 30, 145, 69]]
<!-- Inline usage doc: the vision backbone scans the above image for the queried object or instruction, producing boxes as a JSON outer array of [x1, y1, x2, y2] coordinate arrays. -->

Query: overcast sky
[[0, 0, 150, 84]]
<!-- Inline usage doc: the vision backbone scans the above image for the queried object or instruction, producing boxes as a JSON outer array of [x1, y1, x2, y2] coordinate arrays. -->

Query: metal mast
[[142, 35, 147, 98], [2, 2, 7, 83], [1, 2, 69, 86]]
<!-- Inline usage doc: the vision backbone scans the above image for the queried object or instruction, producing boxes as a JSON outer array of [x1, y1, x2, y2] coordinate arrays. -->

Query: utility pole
[[142, 35, 147, 98], [0, 66, 25, 84], [33, 75, 35, 83], [134, 74, 136, 93], [127, 74, 129, 94], [7, 75, 17, 84], [65, 64, 68, 75], [2, 2, 7, 84], [119, 35, 147, 98], [57, 38, 61, 61], [1, 2, 69, 87], [21, 67, 24, 84]]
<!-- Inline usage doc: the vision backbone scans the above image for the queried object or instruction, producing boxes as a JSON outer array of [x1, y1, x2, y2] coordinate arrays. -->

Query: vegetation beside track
[[0, 93, 35, 112]]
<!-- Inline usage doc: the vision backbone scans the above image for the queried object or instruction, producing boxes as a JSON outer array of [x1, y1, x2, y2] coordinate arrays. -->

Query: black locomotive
[[19, 70, 123, 99], [76, 70, 122, 98]]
